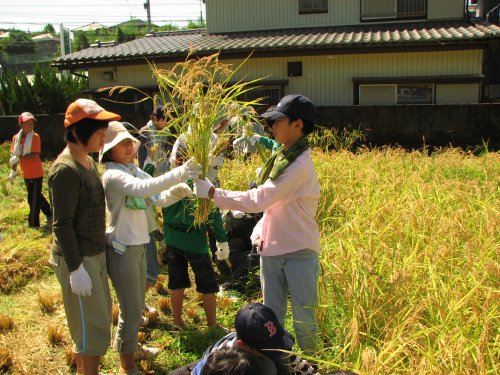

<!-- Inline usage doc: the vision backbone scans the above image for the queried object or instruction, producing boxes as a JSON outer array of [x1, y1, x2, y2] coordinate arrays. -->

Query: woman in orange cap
[[48, 99, 120, 375]]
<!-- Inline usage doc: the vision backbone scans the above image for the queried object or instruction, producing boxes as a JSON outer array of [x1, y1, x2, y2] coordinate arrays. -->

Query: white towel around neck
[[12, 130, 33, 156]]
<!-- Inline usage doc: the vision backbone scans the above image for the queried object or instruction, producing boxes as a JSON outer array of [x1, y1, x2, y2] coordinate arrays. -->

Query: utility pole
[[59, 23, 66, 56], [144, 0, 152, 33]]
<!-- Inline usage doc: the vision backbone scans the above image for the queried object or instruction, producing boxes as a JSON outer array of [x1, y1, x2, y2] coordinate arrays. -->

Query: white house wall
[[88, 49, 482, 106], [205, 0, 464, 33]]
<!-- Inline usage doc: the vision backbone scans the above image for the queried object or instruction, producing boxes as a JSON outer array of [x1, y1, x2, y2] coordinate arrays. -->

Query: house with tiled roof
[[52, 0, 500, 146]]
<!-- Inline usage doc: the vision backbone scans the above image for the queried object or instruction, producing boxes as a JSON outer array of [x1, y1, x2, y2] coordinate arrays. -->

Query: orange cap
[[64, 98, 121, 127]]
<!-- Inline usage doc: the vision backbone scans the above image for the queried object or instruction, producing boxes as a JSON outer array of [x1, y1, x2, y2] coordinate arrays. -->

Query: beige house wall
[[88, 49, 482, 106], [206, 0, 464, 33]]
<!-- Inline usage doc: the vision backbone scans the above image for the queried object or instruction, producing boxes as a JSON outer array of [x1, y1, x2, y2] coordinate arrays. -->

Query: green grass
[[0, 142, 498, 374]]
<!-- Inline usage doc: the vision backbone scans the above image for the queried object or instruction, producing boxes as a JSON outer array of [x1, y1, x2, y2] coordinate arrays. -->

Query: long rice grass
[[151, 51, 263, 224], [219, 146, 499, 374]]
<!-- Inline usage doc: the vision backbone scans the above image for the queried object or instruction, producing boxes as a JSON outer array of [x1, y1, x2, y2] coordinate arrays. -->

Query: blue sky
[[1, 0, 206, 32]]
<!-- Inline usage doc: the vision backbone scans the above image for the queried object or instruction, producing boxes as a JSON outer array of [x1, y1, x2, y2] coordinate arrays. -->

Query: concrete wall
[[317, 104, 500, 149], [1, 104, 499, 155]]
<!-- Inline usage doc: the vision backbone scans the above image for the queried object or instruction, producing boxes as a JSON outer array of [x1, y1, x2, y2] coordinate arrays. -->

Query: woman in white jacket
[[100, 121, 201, 375]]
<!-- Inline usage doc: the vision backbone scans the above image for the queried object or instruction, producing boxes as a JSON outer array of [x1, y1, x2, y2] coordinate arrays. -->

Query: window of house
[[299, 0, 328, 14], [361, 0, 427, 20], [359, 83, 433, 105], [397, 84, 433, 104], [239, 85, 283, 107]]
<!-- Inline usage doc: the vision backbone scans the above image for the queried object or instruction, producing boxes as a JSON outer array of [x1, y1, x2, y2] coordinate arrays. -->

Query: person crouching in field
[[194, 94, 321, 354], [99, 121, 201, 375], [48, 99, 120, 375], [9, 112, 52, 228]]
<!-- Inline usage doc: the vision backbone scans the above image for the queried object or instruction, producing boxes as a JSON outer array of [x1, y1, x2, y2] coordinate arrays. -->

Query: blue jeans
[[145, 232, 159, 285], [260, 254, 319, 354]]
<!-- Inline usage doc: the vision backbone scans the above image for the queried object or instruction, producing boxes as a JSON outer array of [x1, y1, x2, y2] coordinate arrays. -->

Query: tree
[[116, 27, 125, 43], [73, 32, 90, 51], [2, 30, 35, 54], [186, 17, 206, 29], [43, 24, 55, 34]]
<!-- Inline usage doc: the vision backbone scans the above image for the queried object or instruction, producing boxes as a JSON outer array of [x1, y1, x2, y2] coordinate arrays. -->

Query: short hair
[[65, 118, 108, 146], [203, 346, 262, 375], [288, 114, 315, 136]]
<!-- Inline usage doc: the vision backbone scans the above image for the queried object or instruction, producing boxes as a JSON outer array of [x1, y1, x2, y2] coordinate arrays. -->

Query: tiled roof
[[54, 21, 500, 68]]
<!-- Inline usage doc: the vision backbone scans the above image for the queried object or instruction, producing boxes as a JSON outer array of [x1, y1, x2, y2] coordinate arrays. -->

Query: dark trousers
[[24, 177, 51, 227]]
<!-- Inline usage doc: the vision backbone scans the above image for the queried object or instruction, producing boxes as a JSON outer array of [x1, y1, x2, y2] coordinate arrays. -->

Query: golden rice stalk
[[47, 325, 65, 347], [150, 50, 264, 224], [0, 316, 14, 333], [0, 347, 13, 374]]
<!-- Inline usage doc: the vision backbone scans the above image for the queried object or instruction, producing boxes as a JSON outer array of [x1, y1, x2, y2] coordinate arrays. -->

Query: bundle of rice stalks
[[151, 51, 263, 224]]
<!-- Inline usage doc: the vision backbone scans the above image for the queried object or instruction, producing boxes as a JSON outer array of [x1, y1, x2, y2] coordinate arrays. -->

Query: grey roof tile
[[54, 21, 500, 67]]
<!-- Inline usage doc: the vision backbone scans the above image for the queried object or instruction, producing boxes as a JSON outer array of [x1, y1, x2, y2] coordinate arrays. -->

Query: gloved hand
[[194, 178, 214, 199], [168, 183, 193, 199], [208, 153, 222, 168], [232, 136, 246, 150], [172, 158, 202, 181], [250, 228, 261, 247], [215, 242, 230, 261], [8, 170, 17, 181], [69, 263, 93, 297], [9, 155, 19, 166], [249, 134, 262, 146]]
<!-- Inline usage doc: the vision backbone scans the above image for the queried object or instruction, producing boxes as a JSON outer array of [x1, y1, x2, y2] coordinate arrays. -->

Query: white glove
[[208, 153, 221, 168], [172, 158, 202, 181], [232, 136, 245, 150], [8, 170, 17, 181], [231, 210, 245, 219], [250, 222, 262, 247], [249, 134, 262, 146], [215, 242, 230, 261], [194, 178, 214, 199], [69, 263, 93, 297], [9, 155, 20, 166], [168, 183, 193, 199]]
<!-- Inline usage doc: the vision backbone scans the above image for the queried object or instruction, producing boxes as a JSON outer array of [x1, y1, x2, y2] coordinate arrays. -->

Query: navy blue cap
[[235, 303, 294, 359], [262, 94, 316, 123], [152, 105, 166, 120]]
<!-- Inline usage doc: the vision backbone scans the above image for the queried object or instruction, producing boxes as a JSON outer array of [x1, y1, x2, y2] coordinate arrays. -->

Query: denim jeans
[[260, 254, 319, 354]]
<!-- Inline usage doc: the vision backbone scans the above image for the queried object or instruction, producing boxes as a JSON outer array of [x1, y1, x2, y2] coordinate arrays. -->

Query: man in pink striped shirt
[[195, 94, 321, 354]]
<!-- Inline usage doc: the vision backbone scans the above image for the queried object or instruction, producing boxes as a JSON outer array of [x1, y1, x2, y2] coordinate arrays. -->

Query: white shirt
[[214, 149, 320, 256], [102, 162, 181, 246]]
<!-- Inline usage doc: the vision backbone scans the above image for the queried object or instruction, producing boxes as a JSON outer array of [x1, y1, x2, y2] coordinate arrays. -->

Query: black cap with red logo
[[235, 303, 295, 358]]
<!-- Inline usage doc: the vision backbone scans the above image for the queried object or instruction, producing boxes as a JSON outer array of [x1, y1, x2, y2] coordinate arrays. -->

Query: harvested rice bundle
[[151, 51, 263, 224]]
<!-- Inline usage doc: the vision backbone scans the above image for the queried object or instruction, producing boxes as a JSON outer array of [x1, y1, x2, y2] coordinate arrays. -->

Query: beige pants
[[106, 244, 146, 353], [50, 252, 112, 356]]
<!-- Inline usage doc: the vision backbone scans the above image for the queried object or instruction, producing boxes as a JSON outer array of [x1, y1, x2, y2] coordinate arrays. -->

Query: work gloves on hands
[[8, 170, 17, 181], [168, 183, 193, 200], [69, 263, 92, 297], [215, 242, 230, 261], [194, 178, 214, 199], [248, 134, 262, 146], [172, 158, 202, 181]]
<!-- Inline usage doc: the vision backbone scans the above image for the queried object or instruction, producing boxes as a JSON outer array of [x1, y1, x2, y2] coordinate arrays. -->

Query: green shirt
[[48, 154, 106, 272], [162, 194, 227, 254]]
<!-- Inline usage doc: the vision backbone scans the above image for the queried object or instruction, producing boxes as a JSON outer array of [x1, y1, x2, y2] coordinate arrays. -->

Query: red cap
[[18, 112, 36, 124]]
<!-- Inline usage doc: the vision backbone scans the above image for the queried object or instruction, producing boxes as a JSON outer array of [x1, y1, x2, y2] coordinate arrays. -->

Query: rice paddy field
[[0, 141, 498, 374]]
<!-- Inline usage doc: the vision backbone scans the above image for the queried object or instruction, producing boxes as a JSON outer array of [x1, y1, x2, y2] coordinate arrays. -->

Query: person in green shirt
[[162, 141, 229, 329]]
